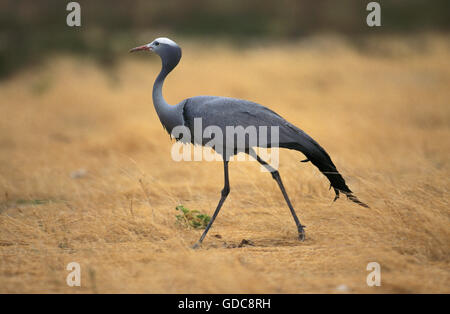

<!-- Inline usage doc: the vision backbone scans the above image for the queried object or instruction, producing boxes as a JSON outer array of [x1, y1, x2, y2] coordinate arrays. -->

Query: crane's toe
[[298, 226, 306, 241], [192, 242, 201, 249]]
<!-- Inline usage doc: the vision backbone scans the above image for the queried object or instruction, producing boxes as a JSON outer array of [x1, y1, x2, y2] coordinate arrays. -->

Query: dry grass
[[0, 34, 449, 293]]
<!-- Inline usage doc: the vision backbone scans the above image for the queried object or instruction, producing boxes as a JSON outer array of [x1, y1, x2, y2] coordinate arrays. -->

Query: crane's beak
[[129, 45, 152, 53]]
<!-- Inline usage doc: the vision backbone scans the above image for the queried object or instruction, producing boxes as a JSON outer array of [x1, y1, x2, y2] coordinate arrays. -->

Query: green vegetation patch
[[16, 199, 50, 205], [175, 205, 211, 229]]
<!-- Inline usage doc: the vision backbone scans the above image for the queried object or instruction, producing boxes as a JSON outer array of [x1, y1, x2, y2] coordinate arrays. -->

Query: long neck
[[152, 56, 183, 134], [152, 66, 170, 114]]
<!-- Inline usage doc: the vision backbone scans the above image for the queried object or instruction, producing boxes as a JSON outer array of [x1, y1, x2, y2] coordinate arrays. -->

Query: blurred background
[[1, 0, 449, 79], [1, 0, 449, 293]]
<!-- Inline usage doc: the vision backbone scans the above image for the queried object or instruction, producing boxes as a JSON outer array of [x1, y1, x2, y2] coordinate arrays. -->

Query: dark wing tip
[[331, 188, 370, 208], [346, 193, 370, 208]]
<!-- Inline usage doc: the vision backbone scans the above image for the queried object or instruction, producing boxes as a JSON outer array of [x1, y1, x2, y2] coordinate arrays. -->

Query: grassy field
[[0, 34, 449, 293]]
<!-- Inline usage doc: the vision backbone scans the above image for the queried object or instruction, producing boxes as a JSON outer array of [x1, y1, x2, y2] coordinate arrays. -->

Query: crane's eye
[[154, 42, 159, 46]]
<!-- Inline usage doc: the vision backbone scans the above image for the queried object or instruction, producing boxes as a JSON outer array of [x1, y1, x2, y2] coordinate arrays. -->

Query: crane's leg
[[192, 160, 230, 249], [250, 148, 305, 241]]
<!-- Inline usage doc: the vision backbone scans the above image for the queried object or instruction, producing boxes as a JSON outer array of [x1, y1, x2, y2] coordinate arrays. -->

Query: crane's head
[[130, 37, 182, 71]]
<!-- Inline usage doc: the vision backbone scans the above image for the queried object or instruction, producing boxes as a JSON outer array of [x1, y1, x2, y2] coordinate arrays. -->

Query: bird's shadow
[[201, 236, 313, 250]]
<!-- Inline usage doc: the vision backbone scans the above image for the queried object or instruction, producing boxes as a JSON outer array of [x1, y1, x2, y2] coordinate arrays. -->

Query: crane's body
[[130, 37, 368, 248]]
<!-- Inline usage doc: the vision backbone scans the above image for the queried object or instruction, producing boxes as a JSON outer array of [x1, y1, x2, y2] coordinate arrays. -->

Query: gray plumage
[[130, 37, 368, 247]]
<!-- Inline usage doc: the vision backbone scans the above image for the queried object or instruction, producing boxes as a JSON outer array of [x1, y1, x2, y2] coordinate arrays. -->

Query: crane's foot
[[298, 225, 306, 241], [192, 241, 202, 249]]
